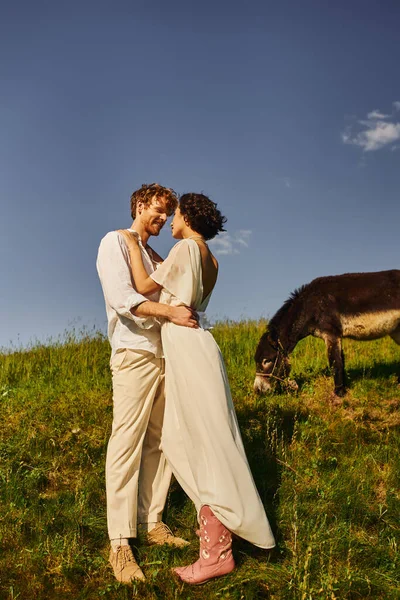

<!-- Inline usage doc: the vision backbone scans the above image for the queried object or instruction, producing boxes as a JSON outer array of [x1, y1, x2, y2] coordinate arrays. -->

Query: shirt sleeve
[[96, 231, 155, 329], [150, 240, 196, 306]]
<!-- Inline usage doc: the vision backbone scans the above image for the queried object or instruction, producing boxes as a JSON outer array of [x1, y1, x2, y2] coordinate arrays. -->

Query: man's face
[[138, 196, 169, 237]]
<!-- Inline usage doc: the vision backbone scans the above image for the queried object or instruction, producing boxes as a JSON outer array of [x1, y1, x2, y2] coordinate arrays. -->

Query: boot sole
[[172, 561, 235, 585]]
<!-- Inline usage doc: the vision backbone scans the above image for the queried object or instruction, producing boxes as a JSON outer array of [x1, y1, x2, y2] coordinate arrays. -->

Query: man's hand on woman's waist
[[131, 302, 199, 328]]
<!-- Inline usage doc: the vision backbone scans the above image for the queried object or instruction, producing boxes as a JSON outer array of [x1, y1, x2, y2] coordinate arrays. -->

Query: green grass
[[1, 322, 399, 599]]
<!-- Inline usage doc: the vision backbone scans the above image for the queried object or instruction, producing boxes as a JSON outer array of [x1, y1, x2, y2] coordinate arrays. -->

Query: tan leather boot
[[109, 545, 145, 583], [145, 522, 189, 547]]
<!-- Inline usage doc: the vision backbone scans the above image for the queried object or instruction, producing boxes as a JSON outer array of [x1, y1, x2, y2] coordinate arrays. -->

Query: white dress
[[150, 238, 275, 549]]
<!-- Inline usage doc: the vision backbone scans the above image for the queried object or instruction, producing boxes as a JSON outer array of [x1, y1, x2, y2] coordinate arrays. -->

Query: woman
[[119, 193, 275, 584]]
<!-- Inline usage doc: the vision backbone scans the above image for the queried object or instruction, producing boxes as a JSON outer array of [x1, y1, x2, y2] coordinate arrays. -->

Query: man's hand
[[168, 306, 199, 328], [131, 302, 199, 327]]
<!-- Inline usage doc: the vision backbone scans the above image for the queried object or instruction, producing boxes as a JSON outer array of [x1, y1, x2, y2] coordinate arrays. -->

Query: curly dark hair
[[179, 193, 227, 240], [130, 183, 178, 219]]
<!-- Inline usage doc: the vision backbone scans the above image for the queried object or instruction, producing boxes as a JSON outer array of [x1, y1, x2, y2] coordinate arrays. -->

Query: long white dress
[[150, 238, 275, 549]]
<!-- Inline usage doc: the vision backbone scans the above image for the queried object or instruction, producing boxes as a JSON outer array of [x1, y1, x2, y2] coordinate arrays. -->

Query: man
[[96, 183, 198, 583]]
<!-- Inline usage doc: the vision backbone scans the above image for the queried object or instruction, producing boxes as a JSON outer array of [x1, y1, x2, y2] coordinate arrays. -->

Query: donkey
[[254, 270, 400, 397]]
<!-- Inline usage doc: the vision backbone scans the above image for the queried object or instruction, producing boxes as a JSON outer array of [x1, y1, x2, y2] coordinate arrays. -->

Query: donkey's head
[[253, 331, 291, 393]]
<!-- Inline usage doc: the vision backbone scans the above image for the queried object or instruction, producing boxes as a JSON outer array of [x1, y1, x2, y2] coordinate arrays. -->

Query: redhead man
[[97, 183, 198, 583]]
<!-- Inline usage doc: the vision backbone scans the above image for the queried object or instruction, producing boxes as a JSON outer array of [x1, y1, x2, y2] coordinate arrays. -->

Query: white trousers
[[106, 349, 172, 539]]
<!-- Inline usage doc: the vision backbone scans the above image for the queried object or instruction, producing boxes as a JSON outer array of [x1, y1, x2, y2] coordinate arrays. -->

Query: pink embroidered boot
[[173, 505, 235, 585]]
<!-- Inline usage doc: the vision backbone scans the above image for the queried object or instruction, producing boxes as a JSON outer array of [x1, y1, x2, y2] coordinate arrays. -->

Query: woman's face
[[170, 206, 186, 239]]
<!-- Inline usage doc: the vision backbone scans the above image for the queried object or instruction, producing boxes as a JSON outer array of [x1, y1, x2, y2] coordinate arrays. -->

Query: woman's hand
[[118, 229, 140, 252]]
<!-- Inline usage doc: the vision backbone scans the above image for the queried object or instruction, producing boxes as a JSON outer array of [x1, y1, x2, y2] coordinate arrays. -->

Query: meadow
[[0, 321, 399, 599]]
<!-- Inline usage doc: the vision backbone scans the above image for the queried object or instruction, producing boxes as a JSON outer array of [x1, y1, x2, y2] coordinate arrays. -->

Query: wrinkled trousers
[[106, 349, 172, 539]]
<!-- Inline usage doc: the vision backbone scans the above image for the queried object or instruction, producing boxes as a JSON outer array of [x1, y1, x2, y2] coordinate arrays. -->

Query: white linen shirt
[[96, 229, 162, 358]]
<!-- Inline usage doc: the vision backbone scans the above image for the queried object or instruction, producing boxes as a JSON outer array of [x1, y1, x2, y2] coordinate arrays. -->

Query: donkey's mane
[[268, 284, 307, 338]]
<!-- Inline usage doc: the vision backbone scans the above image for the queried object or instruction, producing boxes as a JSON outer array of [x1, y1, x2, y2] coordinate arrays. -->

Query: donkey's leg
[[325, 335, 346, 396], [389, 326, 400, 384]]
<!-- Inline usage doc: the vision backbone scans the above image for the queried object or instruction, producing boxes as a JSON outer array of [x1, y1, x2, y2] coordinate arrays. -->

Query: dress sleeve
[[150, 240, 196, 306]]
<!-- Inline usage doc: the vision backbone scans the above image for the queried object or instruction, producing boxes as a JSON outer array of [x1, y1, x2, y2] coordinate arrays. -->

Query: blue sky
[[1, 0, 399, 348]]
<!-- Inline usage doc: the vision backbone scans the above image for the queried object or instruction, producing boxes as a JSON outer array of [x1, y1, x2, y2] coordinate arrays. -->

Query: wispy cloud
[[283, 177, 291, 189], [366, 109, 389, 120], [342, 102, 400, 152], [209, 230, 252, 255], [275, 176, 293, 189]]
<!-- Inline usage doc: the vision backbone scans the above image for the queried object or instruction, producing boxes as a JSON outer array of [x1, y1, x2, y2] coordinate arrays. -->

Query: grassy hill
[[1, 321, 399, 599]]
